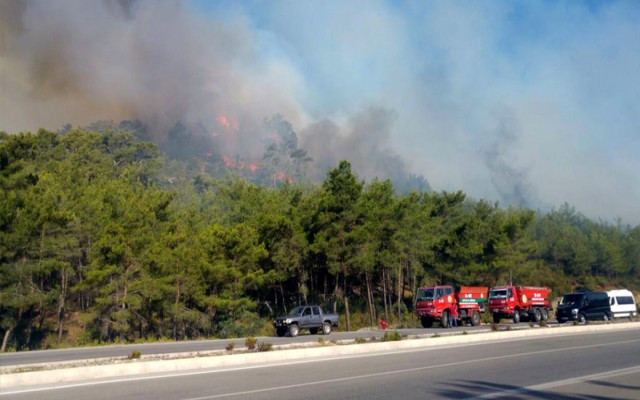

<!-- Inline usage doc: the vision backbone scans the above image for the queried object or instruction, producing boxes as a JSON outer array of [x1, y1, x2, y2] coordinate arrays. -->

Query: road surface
[[1, 324, 496, 366], [2, 328, 638, 399]]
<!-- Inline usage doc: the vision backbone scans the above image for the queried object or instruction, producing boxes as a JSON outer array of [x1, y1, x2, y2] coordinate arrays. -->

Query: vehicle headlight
[[285, 318, 292, 324], [572, 309, 578, 315]]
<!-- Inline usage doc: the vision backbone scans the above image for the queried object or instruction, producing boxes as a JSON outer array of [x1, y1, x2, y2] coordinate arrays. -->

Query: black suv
[[556, 291, 612, 323]]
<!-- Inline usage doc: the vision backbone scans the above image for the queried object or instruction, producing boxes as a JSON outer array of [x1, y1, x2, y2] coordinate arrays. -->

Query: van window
[[617, 296, 635, 305], [445, 287, 453, 296], [610, 297, 615, 305], [436, 288, 444, 298], [303, 307, 311, 316], [507, 289, 513, 298]]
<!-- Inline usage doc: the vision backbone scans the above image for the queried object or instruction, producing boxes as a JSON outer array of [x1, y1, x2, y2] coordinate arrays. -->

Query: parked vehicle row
[[414, 284, 637, 329], [272, 288, 636, 337]]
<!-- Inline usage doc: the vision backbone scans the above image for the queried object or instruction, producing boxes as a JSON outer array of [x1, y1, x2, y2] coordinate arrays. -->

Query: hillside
[[1, 129, 638, 351]]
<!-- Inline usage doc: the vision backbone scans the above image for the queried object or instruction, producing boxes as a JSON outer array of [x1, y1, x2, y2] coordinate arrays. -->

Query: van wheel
[[513, 309, 520, 324], [470, 311, 481, 326], [533, 308, 542, 323], [322, 322, 332, 335], [541, 308, 549, 321], [578, 314, 586, 324]]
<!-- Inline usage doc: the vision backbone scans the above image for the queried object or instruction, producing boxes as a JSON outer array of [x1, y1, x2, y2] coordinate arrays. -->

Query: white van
[[606, 289, 637, 319]]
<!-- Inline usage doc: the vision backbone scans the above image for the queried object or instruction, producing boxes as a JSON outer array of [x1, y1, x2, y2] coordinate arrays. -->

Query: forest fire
[[220, 154, 258, 173]]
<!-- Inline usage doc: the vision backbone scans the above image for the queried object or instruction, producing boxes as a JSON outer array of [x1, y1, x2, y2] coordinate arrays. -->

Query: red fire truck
[[488, 286, 551, 324], [416, 285, 488, 328]]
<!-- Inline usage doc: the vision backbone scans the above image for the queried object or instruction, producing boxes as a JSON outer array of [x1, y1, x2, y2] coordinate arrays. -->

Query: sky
[[1, 0, 639, 224]]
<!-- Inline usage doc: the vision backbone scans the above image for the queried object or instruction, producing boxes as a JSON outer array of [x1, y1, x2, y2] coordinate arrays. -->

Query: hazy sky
[[2, 0, 639, 224]]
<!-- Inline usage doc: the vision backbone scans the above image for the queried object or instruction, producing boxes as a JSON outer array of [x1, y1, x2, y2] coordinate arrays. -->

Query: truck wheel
[[421, 317, 433, 328], [276, 328, 287, 337], [441, 310, 450, 328], [322, 322, 332, 335], [578, 314, 586, 324], [533, 308, 542, 323], [493, 314, 501, 324], [288, 324, 300, 337], [470, 311, 481, 326], [541, 308, 549, 321], [309, 328, 319, 334], [513, 309, 520, 324]]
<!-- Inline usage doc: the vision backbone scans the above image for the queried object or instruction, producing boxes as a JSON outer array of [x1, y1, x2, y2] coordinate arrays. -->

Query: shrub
[[462, 331, 468, 335], [355, 337, 367, 344], [382, 331, 402, 341], [257, 342, 272, 352], [490, 323, 499, 331], [225, 342, 236, 352], [432, 333, 441, 338], [481, 312, 494, 325], [540, 320, 548, 327], [245, 336, 257, 351], [128, 350, 141, 359], [529, 322, 534, 328], [573, 320, 580, 325], [317, 337, 325, 345], [506, 325, 512, 331]]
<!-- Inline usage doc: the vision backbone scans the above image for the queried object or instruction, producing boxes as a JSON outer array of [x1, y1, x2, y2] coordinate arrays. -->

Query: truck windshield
[[287, 307, 304, 316], [490, 290, 508, 299], [417, 289, 435, 300], [560, 294, 583, 306]]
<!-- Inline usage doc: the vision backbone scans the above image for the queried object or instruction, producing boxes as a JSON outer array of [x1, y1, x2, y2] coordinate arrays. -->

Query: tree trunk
[[280, 284, 287, 314], [343, 274, 351, 332], [333, 277, 339, 314], [397, 262, 403, 327], [365, 271, 374, 326], [382, 268, 389, 322], [1, 328, 13, 352], [57, 267, 68, 343]]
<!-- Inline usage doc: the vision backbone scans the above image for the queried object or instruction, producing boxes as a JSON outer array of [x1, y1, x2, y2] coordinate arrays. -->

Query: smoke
[[484, 113, 534, 208], [0, 0, 302, 158], [302, 107, 430, 192], [1, 0, 423, 189], [2, 1, 639, 223]]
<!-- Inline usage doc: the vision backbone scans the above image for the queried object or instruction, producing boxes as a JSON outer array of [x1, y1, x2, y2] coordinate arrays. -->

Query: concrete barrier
[[2, 322, 639, 389]]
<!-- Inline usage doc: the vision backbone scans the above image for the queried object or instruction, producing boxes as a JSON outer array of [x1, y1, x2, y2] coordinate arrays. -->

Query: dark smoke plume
[[1, 0, 427, 191]]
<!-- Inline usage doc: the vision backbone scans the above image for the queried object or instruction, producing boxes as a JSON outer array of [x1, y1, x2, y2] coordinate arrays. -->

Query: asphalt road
[[2, 329, 638, 399], [0, 324, 497, 366]]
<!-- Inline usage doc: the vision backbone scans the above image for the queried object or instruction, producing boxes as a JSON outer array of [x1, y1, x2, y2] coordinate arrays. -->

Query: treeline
[[1, 129, 638, 351]]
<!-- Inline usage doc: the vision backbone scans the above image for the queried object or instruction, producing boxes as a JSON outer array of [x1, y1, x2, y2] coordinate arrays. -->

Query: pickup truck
[[273, 305, 339, 337]]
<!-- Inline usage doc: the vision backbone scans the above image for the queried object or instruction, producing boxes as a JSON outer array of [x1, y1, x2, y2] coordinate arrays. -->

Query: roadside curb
[[2, 322, 638, 389]]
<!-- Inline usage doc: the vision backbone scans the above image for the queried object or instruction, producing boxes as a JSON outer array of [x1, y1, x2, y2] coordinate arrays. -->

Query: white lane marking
[[2, 335, 639, 396], [471, 365, 640, 399]]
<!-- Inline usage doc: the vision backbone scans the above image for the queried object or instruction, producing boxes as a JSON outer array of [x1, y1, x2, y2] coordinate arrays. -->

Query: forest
[[1, 127, 639, 352]]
